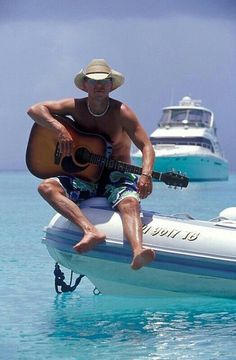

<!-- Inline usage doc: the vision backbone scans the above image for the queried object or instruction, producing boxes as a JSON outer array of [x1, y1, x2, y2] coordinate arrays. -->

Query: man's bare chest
[[76, 117, 123, 143]]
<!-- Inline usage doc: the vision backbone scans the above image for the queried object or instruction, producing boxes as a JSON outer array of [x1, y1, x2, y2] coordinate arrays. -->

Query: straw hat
[[74, 59, 124, 92]]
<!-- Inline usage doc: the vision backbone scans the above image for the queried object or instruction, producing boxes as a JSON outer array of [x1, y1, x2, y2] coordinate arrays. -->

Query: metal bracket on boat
[[53, 263, 85, 294], [93, 287, 101, 296]]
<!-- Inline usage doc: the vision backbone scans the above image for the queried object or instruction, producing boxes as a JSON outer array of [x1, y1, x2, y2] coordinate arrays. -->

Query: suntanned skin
[[27, 77, 155, 270]]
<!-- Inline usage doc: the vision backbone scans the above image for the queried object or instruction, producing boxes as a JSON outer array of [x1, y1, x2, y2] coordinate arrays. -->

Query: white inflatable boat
[[42, 198, 236, 299]]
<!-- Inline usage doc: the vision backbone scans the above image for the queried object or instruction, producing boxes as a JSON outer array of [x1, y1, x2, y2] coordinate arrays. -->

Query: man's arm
[[120, 103, 155, 198], [27, 98, 75, 156]]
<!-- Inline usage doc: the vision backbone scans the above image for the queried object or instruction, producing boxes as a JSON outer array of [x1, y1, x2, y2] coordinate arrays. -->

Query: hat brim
[[74, 69, 124, 92]]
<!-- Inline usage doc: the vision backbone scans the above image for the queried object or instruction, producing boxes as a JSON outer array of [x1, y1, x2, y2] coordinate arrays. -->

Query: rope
[[54, 263, 85, 294]]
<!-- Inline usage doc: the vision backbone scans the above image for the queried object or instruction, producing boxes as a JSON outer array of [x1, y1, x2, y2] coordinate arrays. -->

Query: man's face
[[84, 77, 113, 98]]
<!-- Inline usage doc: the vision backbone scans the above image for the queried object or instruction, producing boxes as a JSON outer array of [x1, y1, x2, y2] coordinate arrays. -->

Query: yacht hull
[[132, 153, 229, 181]]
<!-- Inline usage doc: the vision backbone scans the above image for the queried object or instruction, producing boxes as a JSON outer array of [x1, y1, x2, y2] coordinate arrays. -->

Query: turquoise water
[[1, 171, 236, 360]]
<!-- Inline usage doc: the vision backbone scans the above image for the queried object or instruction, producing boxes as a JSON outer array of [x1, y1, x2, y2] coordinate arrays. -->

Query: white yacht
[[132, 96, 229, 181]]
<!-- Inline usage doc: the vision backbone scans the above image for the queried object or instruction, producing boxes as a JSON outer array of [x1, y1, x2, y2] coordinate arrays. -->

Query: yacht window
[[188, 110, 203, 124], [159, 109, 212, 128], [150, 136, 214, 152], [159, 110, 170, 126], [202, 111, 212, 127], [171, 110, 187, 122]]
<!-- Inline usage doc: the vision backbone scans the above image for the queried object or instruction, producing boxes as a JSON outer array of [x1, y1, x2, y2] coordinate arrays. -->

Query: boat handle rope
[[53, 263, 85, 294]]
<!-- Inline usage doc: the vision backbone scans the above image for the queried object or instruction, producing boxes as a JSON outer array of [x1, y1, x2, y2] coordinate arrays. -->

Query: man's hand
[[57, 127, 74, 156], [137, 174, 153, 199]]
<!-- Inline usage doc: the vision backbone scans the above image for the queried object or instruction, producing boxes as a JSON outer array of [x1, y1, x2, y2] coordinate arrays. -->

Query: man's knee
[[38, 178, 61, 198], [117, 196, 140, 213]]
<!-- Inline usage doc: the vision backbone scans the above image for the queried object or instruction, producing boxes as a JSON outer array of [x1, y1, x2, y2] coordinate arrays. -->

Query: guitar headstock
[[160, 171, 189, 188]]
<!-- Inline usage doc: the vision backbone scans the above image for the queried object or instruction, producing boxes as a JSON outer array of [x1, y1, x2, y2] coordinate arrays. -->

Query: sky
[[0, 0, 236, 171]]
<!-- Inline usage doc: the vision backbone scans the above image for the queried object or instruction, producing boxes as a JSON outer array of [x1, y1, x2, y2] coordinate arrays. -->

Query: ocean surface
[[1, 171, 236, 360]]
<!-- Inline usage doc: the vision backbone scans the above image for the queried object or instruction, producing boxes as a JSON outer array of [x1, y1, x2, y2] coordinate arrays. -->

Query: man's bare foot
[[131, 248, 155, 270], [73, 231, 106, 253]]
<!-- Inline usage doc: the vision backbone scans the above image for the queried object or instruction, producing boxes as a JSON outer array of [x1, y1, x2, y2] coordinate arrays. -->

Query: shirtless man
[[27, 58, 155, 270]]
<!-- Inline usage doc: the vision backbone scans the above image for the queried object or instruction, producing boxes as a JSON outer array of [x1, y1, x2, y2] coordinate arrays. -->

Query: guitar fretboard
[[86, 151, 188, 187], [89, 153, 144, 176]]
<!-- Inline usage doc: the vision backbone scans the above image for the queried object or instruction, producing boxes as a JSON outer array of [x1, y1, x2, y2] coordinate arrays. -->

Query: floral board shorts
[[57, 170, 140, 208]]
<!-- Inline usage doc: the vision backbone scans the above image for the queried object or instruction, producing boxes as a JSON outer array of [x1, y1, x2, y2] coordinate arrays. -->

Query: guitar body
[[26, 116, 110, 182]]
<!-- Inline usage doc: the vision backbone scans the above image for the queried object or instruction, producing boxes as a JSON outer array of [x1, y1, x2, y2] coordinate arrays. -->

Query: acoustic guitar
[[26, 115, 189, 188]]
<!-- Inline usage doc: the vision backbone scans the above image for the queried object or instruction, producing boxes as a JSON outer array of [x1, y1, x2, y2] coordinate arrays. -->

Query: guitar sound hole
[[75, 147, 90, 164], [61, 156, 81, 173]]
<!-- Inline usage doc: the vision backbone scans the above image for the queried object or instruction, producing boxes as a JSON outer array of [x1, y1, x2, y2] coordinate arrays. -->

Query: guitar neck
[[89, 153, 162, 180]]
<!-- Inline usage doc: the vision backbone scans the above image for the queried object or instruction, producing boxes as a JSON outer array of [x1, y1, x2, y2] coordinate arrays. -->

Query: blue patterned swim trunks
[[58, 170, 139, 208]]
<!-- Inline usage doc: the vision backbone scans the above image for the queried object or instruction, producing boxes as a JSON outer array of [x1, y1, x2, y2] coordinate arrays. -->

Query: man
[[27, 58, 155, 270]]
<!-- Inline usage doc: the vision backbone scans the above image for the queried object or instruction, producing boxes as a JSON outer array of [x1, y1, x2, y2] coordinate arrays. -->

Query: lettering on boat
[[142, 224, 200, 241]]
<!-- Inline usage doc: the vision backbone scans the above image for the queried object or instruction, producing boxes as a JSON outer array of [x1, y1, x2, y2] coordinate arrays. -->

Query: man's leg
[[116, 197, 155, 270], [38, 179, 106, 252]]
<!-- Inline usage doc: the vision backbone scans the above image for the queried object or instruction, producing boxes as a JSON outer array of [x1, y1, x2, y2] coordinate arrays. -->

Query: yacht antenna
[[170, 88, 174, 105]]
